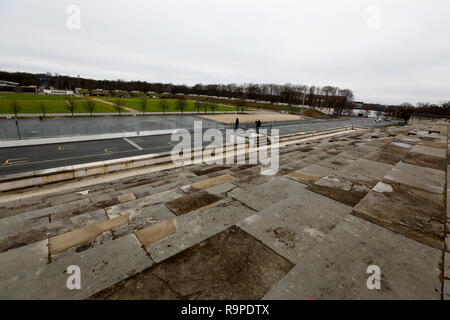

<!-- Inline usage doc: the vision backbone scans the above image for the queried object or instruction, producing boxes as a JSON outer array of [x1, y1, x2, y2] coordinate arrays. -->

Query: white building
[[43, 89, 74, 95]]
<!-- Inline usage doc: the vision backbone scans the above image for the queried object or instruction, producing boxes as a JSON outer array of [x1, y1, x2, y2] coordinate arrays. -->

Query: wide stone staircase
[[0, 122, 448, 300]]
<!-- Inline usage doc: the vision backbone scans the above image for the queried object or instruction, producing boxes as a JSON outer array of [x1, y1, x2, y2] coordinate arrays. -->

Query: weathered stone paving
[[0, 121, 448, 300]]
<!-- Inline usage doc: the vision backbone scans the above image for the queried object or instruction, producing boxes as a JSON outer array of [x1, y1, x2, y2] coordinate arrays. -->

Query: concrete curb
[[0, 129, 180, 148], [0, 126, 360, 192]]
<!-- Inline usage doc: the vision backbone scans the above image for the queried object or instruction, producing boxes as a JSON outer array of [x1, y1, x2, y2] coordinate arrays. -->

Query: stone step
[[0, 234, 152, 299], [264, 214, 442, 300]]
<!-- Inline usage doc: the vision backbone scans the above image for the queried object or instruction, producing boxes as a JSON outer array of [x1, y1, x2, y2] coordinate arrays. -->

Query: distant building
[[0, 80, 19, 92], [43, 89, 74, 95]]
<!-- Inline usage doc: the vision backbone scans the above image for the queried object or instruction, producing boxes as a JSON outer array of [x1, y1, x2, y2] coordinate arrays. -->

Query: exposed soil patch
[[193, 165, 230, 176], [353, 181, 445, 249], [378, 144, 411, 155], [363, 151, 406, 165], [307, 183, 368, 207], [270, 227, 297, 249], [165, 191, 223, 216], [403, 152, 446, 171], [88, 226, 294, 300]]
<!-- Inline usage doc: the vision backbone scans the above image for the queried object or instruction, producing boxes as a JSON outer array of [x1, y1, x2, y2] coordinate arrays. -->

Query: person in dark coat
[[234, 118, 239, 132]]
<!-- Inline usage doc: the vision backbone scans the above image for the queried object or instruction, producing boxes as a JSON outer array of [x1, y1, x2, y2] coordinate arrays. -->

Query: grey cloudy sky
[[0, 0, 449, 104]]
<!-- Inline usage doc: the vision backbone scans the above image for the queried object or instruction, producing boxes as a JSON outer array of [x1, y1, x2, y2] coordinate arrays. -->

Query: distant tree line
[[2, 70, 448, 119], [0, 71, 354, 107]]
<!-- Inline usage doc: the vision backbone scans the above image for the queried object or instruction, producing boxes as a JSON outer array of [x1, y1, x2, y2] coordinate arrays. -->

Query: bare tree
[[84, 100, 96, 116], [195, 101, 202, 114], [140, 98, 147, 115], [159, 99, 168, 115], [11, 100, 20, 118], [176, 97, 186, 114], [10, 100, 21, 139], [114, 100, 123, 116], [66, 99, 75, 116], [236, 99, 245, 113], [40, 103, 46, 118]]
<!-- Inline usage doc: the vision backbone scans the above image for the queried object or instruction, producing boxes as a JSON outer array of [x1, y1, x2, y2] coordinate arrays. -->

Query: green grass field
[[0, 93, 84, 100], [0, 93, 242, 114], [102, 98, 238, 113], [0, 93, 120, 114]]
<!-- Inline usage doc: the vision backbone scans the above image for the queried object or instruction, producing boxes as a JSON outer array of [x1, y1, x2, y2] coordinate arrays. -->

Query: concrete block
[[205, 182, 236, 195], [118, 192, 136, 203], [264, 215, 442, 300], [237, 188, 351, 264], [338, 158, 394, 181], [411, 145, 446, 159], [85, 166, 106, 176], [0, 240, 49, 299], [228, 177, 307, 211], [135, 218, 176, 247], [191, 174, 237, 190], [297, 164, 336, 178], [384, 162, 445, 194], [111, 203, 175, 237], [1, 234, 152, 299]]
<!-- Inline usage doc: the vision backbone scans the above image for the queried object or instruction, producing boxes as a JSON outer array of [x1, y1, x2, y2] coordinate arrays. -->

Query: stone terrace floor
[[0, 122, 449, 299]]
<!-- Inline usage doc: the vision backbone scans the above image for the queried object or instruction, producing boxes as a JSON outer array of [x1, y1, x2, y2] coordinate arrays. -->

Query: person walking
[[256, 120, 261, 134], [234, 118, 239, 132]]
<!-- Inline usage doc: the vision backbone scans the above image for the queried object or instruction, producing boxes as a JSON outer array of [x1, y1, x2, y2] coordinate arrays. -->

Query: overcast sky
[[0, 0, 449, 104]]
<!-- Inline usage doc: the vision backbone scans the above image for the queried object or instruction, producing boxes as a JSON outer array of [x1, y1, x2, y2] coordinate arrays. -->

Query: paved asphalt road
[[0, 118, 394, 176]]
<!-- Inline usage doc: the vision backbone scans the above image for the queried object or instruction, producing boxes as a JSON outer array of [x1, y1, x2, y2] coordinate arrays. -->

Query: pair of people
[[233, 118, 262, 134]]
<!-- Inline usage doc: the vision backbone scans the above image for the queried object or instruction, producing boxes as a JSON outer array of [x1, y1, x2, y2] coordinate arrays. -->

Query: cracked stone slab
[[165, 191, 223, 216], [190, 174, 237, 190], [237, 188, 350, 264], [228, 177, 307, 211], [285, 171, 319, 185], [411, 145, 447, 159], [297, 164, 337, 178], [337, 158, 394, 181], [205, 182, 236, 195], [90, 226, 293, 300], [1, 234, 152, 299], [362, 150, 406, 165], [146, 200, 255, 263], [0, 208, 107, 253], [48, 214, 130, 255], [306, 175, 374, 207], [0, 239, 49, 299], [353, 181, 445, 249], [231, 173, 280, 190], [317, 155, 355, 170], [110, 203, 176, 238], [445, 252, 450, 300], [264, 215, 442, 300], [105, 189, 183, 215], [384, 161, 445, 194]]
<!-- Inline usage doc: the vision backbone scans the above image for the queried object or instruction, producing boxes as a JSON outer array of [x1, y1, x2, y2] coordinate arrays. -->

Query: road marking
[[123, 137, 143, 151], [104, 148, 120, 153], [3, 158, 29, 165], [58, 145, 75, 151]]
